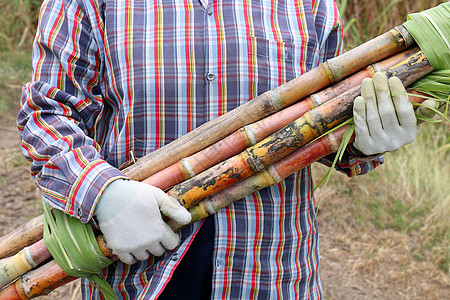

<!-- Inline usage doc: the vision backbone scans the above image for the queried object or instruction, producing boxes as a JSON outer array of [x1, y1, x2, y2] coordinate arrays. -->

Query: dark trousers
[[158, 216, 215, 299]]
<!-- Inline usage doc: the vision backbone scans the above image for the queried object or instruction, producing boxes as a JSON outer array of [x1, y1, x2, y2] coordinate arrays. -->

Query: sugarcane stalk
[[0, 260, 77, 299], [142, 47, 422, 191], [122, 25, 414, 182], [0, 240, 51, 289], [0, 215, 44, 259], [0, 235, 114, 299]]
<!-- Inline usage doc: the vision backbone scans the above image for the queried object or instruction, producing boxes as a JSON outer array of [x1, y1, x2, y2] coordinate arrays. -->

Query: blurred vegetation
[[314, 122, 450, 273], [336, 0, 448, 50], [0, 51, 32, 114], [0, 0, 39, 115], [0, 0, 40, 51]]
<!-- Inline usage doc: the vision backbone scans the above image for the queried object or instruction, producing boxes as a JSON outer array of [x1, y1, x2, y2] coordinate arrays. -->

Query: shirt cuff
[[66, 159, 127, 222], [319, 143, 384, 177], [338, 143, 384, 177]]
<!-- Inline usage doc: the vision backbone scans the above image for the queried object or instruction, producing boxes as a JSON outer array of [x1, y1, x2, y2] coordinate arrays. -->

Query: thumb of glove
[[153, 190, 192, 225]]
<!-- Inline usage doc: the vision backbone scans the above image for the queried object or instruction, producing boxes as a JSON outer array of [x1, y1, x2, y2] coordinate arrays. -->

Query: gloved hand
[[94, 179, 192, 264], [352, 72, 418, 155]]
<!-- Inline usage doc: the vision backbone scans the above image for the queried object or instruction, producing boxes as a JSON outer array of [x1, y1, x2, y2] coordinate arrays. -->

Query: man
[[18, 0, 419, 299]]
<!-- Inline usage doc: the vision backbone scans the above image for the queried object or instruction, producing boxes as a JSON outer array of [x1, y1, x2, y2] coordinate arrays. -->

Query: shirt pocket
[[248, 36, 313, 84]]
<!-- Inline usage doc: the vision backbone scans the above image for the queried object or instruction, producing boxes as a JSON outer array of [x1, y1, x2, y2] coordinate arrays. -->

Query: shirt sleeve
[[314, 0, 384, 177], [17, 0, 125, 222]]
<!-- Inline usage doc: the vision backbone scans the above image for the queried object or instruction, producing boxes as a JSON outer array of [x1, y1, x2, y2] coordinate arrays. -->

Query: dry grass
[[314, 120, 450, 269], [0, 0, 40, 51], [331, 0, 450, 277], [314, 121, 450, 299], [319, 4, 450, 293]]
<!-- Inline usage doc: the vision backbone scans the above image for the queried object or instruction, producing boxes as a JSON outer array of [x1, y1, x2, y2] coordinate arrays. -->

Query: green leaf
[[404, 3, 450, 70], [43, 204, 117, 299], [315, 120, 355, 212]]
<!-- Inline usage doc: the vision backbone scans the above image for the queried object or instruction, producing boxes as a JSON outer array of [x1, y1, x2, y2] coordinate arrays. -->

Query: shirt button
[[172, 253, 178, 261], [77, 208, 83, 217], [206, 73, 215, 82], [207, 8, 213, 15]]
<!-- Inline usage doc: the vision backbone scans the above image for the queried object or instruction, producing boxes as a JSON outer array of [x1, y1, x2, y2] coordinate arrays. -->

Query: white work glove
[[94, 179, 191, 264], [352, 72, 418, 155]]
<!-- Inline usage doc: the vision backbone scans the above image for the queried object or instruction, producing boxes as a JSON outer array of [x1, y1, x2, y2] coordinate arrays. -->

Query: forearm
[[18, 81, 126, 222], [17, 0, 125, 222]]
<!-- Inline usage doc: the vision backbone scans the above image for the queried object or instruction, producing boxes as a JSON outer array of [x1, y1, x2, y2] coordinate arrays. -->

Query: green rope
[[43, 203, 117, 299]]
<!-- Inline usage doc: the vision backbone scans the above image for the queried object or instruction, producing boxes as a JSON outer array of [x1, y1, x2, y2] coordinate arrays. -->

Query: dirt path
[[318, 189, 450, 300], [0, 109, 40, 236]]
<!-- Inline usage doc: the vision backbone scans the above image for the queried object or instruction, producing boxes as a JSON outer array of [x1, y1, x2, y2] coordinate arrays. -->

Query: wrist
[[94, 179, 139, 222], [349, 142, 373, 157]]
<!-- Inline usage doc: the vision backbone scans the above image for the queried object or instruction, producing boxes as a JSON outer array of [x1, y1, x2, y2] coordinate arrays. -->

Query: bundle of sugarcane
[[0, 22, 420, 261], [0, 50, 438, 300], [1, 3, 449, 299]]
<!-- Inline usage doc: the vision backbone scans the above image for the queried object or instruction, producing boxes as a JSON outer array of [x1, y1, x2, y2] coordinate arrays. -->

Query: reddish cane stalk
[[0, 240, 51, 289], [0, 260, 77, 299], [0, 236, 113, 299]]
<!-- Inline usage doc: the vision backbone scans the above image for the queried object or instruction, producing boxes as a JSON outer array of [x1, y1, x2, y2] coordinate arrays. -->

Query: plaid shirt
[[18, 0, 382, 298]]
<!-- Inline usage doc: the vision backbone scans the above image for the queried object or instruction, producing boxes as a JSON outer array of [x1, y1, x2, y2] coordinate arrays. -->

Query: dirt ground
[[318, 188, 450, 300], [1, 106, 449, 299]]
